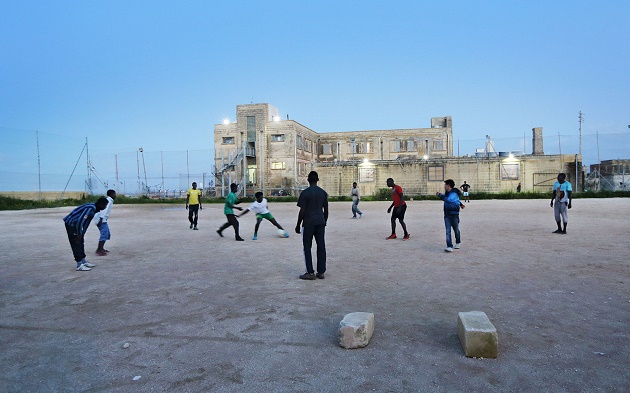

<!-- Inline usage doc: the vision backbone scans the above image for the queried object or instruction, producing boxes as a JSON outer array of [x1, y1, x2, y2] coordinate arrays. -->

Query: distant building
[[588, 159, 630, 191], [214, 103, 582, 196]]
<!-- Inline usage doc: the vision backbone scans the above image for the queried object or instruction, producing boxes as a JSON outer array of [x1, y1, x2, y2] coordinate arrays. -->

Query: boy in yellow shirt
[[186, 182, 202, 230]]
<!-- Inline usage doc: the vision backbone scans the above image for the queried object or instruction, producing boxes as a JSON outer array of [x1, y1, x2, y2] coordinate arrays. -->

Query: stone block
[[338, 312, 374, 349], [457, 311, 498, 358]]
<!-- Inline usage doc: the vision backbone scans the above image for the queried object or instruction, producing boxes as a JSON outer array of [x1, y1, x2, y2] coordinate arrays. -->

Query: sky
[[1, 0, 629, 191]]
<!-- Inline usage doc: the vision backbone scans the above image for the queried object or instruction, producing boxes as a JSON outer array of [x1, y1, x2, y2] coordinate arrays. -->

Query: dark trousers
[[188, 204, 199, 226], [219, 214, 240, 238], [444, 215, 461, 248], [65, 224, 85, 263], [302, 224, 326, 274]]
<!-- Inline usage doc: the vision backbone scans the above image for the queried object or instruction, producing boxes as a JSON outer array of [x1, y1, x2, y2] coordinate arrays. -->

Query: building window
[[501, 164, 520, 180], [428, 166, 444, 181], [393, 140, 414, 152], [433, 139, 444, 151], [304, 140, 312, 152], [271, 134, 285, 142], [222, 137, 235, 144], [297, 135, 303, 150], [359, 167, 375, 182], [320, 143, 333, 155], [246, 116, 256, 142], [271, 162, 285, 170]]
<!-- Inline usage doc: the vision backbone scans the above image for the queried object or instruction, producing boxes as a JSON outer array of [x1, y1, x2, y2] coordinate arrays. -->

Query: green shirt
[[224, 192, 237, 215]]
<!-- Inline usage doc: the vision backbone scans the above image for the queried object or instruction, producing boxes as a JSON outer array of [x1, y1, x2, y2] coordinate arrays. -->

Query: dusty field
[[0, 199, 628, 392]]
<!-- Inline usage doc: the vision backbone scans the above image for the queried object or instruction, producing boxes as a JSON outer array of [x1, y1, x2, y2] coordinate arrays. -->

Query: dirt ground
[[1, 198, 628, 392]]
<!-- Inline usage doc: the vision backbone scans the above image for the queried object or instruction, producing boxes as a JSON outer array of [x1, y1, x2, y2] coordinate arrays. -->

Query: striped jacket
[[63, 203, 97, 234]]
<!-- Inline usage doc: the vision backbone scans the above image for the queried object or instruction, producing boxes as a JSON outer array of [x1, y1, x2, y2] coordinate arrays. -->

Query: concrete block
[[457, 311, 498, 358], [338, 312, 374, 349]]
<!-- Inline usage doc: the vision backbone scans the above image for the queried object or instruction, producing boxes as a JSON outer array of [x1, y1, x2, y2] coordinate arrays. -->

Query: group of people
[[63, 172, 573, 276]]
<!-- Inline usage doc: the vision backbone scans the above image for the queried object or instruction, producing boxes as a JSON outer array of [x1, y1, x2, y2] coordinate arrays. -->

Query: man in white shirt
[[95, 189, 116, 255], [238, 192, 289, 240], [550, 173, 573, 234], [351, 182, 363, 218]]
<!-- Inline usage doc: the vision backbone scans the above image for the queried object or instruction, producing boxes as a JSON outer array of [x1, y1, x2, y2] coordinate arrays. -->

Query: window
[[271, 134, 285, 142], [305, 140, 312, 152], [501, 164, 520, 180], [271, 162, 285, 170], [222, 137, 235, 144], [433, 139, 444, 151], [393, 140, 414, 152], [320, 143, 333, 155], [297, 135, 303, 150], [428, 166, 444, 181], [246, 116, 256, 142], [359, 167, 375, 182]]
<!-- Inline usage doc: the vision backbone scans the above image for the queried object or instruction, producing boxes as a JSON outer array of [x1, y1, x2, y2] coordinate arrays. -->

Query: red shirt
[[392, 185, 406, 207]]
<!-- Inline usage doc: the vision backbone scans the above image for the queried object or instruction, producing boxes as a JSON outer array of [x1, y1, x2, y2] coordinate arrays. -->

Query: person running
[[386, 178, 409, 240], [217, 183, 244, 241], [186, 182, 202, 230], [550, 173, 573, 234], [437, 179, 465, 252], [460, 181, 471, 202], [238, 191, 289, 240], [63, 197, 109, 271], [351, 182, 363, 218], [296, 171, 328, 280], [95, 189, 116, 256]]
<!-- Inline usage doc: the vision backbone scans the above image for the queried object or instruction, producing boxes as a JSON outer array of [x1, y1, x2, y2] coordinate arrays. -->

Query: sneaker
[[359, 213, 362, 218], [252, 234, 258, 240], [283, 231, 290, 238], [193, 226, 198, 230], [299, 273, 316, 280], [103, 249, 110, 253], [316, 273, 325, 279], [352, 216, 357, 219], [95, 250, 107, 256], [552, 229, 563, 234], [190, 223, 193, 229], [386, 234, 397, 240], [403, 234, 410, 241], [83, 261, 96, 268], [217, 230, 223, 237], [454, 243, 461, 249], [76, 264, 91, 271], [444, 247, 454, 252], [235, 237, 245, 241], [562, 230, 567, 234]]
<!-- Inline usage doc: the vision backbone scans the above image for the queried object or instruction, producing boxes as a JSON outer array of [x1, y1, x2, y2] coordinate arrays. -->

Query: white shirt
[[248, 198, 270, 215], [95, 196, 114, 222], [351, 187, 360, 202]]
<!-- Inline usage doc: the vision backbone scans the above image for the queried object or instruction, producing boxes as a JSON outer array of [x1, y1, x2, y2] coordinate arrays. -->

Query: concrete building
[[214, 103, 581, 197], [587, 159, 630, 191]]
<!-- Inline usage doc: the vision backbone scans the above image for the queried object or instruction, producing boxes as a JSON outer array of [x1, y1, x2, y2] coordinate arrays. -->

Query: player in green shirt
[[217, 183, 244, 241]]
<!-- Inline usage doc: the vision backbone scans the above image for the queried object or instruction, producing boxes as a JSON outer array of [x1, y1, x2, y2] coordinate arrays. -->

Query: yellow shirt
[[187, 189, 202, 205]]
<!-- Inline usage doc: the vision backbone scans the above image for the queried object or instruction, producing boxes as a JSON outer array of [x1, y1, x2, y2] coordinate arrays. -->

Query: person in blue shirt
[[63, 197, 109, 271], [436, 179, 465, 252], [550, 173, 573, 234]]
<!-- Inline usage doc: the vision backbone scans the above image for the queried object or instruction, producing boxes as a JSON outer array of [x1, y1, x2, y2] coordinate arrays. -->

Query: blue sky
[[1, 1, 629, 191]]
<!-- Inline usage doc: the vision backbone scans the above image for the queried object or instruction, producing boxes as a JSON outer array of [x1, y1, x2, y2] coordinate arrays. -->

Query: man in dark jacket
[[436, 179, 465, 252]]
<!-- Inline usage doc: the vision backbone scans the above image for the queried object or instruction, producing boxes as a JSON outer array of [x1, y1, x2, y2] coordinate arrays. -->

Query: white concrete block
[[457, 311, 498, 358], [338, 312, 375, 349]]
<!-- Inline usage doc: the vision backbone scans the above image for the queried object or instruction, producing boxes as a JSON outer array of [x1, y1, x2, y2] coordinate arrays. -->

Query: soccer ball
[[278, 229, 288, 238]]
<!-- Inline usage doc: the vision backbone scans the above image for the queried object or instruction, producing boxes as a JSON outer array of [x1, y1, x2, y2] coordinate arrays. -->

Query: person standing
[[460, 181, 471, 202], [517, 183, 522, 193], [437, 179, 465, 252], [550, 173, 573, 234], [386, 178, 409, 240], [238, 191, 289, 240], [351, 182, 363, 218], [217, 183, 244, 241], [186, 182, 202, 230], [295, 171, 328, 280], [95, 189, 116, 256], [63, 198, 109, 271]]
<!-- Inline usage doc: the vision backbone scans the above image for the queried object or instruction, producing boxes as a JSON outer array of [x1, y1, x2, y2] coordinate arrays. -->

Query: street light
[[223, 119, 230, 125]]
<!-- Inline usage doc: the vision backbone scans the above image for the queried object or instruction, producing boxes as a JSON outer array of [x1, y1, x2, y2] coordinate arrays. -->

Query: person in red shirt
[[386, 178, 409, 240]]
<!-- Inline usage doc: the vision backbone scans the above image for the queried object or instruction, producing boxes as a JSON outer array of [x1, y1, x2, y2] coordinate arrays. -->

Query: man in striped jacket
[[63, 197, 109, 271]]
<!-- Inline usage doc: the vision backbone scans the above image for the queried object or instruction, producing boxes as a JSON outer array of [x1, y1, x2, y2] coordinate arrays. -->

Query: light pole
[[351, 137, 355, 183]]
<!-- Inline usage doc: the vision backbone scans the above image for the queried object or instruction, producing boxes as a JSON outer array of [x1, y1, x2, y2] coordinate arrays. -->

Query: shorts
[[256, 212, 274, 221], [391, 204, 407, 220], [463, 192, 469, 196], [98, 222, 111, 241]]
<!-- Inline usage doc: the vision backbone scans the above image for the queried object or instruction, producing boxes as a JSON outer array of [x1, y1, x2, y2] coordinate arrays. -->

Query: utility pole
[[351, 137, 355, 183], [136, 150, 141, 195], [115, 154, 119, 194], [577, 111, 584, 191], [36, 130, 41, 200], [86, 137, 91, 195]]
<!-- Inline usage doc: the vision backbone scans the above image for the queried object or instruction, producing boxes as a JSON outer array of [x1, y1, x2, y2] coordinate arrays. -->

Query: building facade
[[214, 103, 581, 197]]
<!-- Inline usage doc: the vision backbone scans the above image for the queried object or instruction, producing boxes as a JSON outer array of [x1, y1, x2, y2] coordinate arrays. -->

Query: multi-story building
[[214, 103, 581, 197]]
